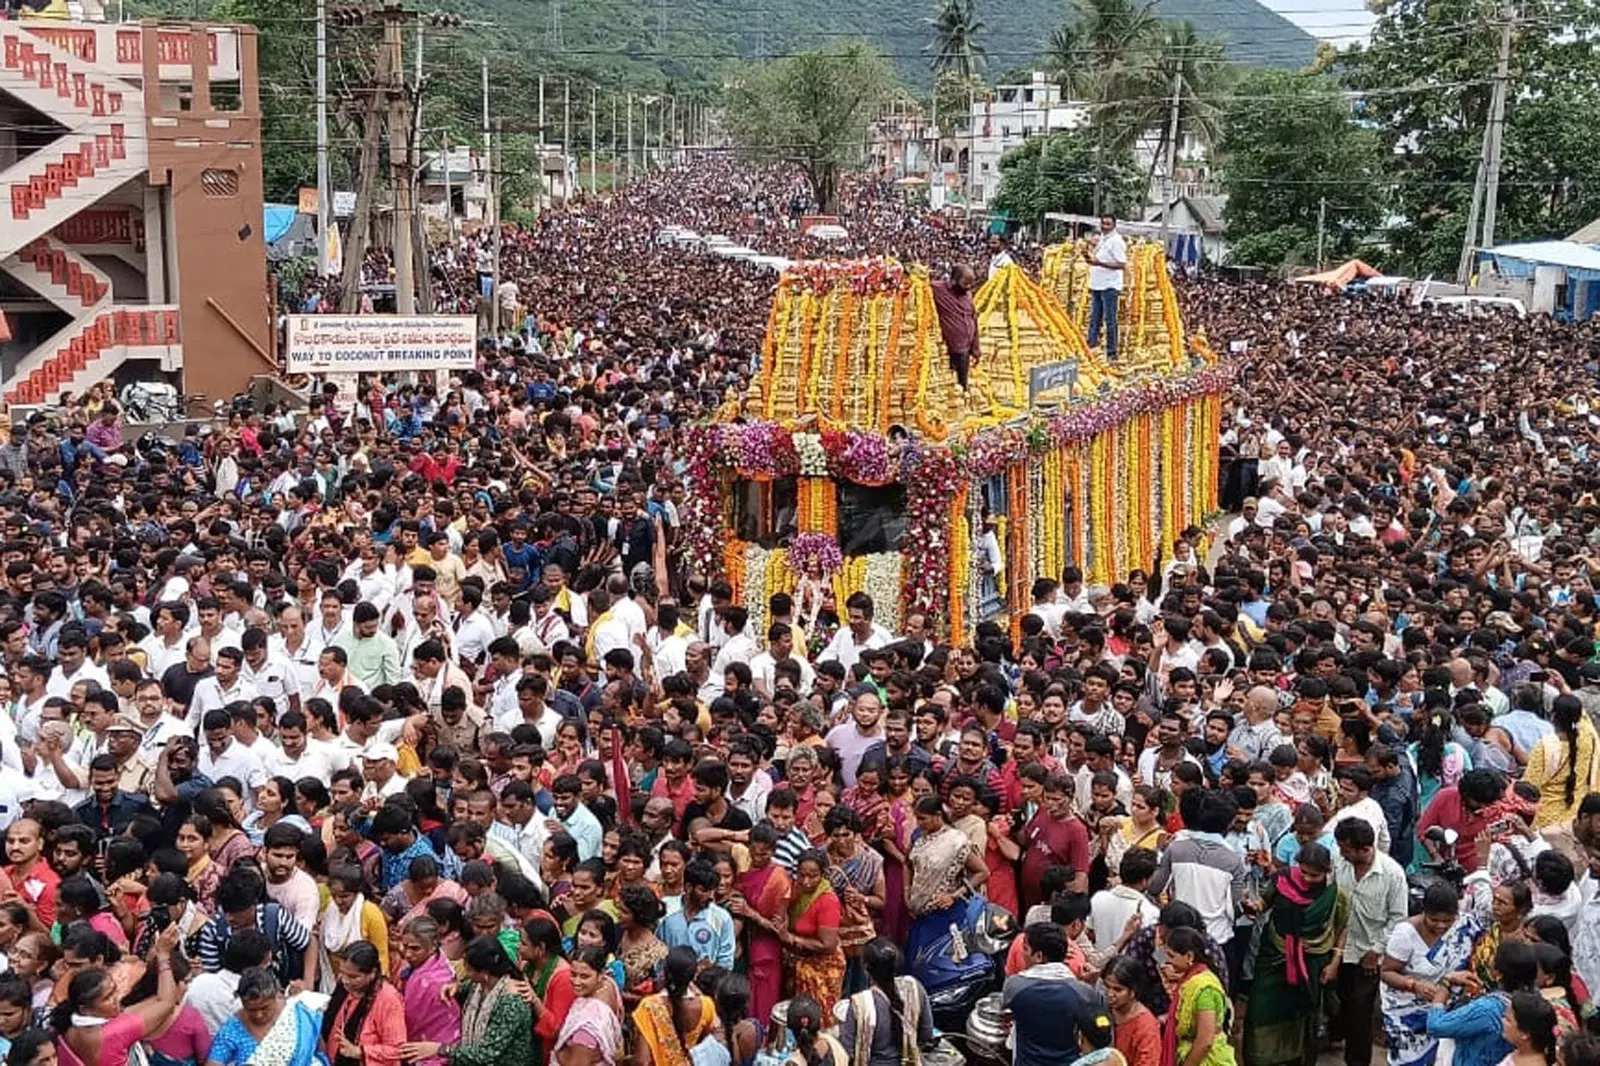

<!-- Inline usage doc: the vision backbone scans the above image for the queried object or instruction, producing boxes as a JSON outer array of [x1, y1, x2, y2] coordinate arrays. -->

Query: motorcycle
[[907, 896, 1019, 1035], [1408, 825, 1467, 914]]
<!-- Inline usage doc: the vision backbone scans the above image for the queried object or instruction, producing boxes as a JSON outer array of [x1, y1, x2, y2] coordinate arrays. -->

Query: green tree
[[990, 129, 1142, 226], [726, 43, 896, 212], [925, 0, 987, 79], [1125, 22, 1230, 194], [1343, 0, 1600, 274], [1217, 68, 1388, 268], [1046, 0, 1158, 143]]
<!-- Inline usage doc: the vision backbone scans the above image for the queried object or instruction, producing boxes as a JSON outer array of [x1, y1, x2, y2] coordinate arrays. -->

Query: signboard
[[285, 315, 478, 374], [297, 187, 317, 215], [1029, 359, 1079, 404], [333, 191, 357, 218]]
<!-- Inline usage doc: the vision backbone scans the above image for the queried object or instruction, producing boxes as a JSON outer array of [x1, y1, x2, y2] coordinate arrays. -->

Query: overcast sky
[[1262, 0, 1377, 45]]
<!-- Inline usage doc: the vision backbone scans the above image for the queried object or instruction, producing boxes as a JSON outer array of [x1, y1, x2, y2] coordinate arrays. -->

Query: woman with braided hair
[[630, 945, 717, 1066], [838, 937, 935, 1066], [1525, 695, 1600, 831]]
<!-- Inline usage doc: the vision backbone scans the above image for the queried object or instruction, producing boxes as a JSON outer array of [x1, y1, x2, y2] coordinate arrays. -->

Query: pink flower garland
[[788, 532, 844, 576]]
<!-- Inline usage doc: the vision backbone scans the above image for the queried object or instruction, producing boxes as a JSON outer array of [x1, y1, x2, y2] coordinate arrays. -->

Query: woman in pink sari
[[730, 823, 791, 1029], [878, 756, 916, 944], [395, 917, 460, 1066]]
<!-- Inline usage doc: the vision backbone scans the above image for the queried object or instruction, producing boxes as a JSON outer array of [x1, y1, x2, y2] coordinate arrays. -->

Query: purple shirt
[[825, 721, 885, 788], [401, 951, 461, 1066], [930, 279, 980, 359], [85, 420, 122, 452]]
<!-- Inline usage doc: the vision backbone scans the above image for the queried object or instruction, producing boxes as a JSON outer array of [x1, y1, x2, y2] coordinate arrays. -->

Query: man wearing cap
[[361, 742, 407, 802], [105, 714, 152, 795]]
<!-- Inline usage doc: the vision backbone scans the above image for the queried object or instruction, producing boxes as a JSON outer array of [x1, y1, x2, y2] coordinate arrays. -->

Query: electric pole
[[336, 4, 391, 312], [590, 86, 598, 194], [626, 94, 633, 181], [315, 0, 330, 276], [1316, 196, 1327, 270], [1457, 1, 1517, 284], [563, 78, 571, 192], [491, 117, 502, 336], [1157, 69, 1181, 243], [381, 1, 417, 315]]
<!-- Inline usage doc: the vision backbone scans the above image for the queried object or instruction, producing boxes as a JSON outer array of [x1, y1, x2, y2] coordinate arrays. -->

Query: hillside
[[453, 0, 1318, 92]]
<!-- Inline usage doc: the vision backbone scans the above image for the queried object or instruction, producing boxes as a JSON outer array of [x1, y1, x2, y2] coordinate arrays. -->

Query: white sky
[[1261, 0, 1378, 46]]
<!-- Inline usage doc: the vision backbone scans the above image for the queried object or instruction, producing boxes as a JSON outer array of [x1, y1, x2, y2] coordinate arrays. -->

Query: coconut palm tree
[[1045, 0, 1159, 211], [925, 0, 987, 79], [1127, 21, 1230, 194]]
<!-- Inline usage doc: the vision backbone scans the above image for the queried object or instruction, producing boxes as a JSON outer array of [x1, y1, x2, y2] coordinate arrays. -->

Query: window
[[1024, 89, 1035, 103], [201, 168, 238, 197], [1001, 125, 1012, 138], [731, 477, 797, 545], [837, 481, 906, 556]]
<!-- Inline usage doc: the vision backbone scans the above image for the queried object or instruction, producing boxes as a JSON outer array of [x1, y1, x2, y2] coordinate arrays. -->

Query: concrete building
[[951, 72, 1089, 207], [0, 18, 270, 406]]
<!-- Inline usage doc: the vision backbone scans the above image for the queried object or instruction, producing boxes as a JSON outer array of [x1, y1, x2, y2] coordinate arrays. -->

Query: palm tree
[[925, 0, 987, 79], [1127, 21, 1229, 196], [1045, 0, 1159, 211]]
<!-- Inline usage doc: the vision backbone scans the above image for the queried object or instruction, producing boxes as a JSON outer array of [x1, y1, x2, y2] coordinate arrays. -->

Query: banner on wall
[[284, 315, 478, 374]]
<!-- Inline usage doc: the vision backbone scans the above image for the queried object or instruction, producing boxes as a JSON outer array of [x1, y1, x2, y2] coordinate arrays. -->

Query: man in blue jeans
[[1086, 214, 1127, 362]]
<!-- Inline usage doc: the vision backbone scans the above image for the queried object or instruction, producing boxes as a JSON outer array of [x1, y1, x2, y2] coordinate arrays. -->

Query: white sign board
[[285, 315, 478, 374], [333, 191, 357, 218]]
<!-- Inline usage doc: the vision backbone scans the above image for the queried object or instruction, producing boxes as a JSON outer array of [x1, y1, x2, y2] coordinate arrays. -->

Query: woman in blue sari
[[1379, 883, 1483, 1066], [203, 966, 327, 1066]]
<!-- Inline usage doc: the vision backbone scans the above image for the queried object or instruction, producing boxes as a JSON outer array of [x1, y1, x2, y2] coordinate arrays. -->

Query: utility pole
[[1481, 2, 1516, 252], [442, 129, 453, 235], [1316, 196, 1327, 270], [1157, 69, 1181, 243], [610, 94, 617, 186], [563, 78, 571, 173], [481, 56, 489, 154], [669, 94, 676, 165], [1457, 2, 1517, 284], [490, 117, 502, 336], [315, 0, 330, 276], [642, 98, 650, 172], [337, 5, 390, 312], [626, 94, 633, 180], [590, 86, 598, 194], [381, 1, 417, 315], [411, 18, 433, 313]]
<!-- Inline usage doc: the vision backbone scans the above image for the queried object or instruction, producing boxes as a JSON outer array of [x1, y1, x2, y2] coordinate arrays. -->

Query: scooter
[[907, 896, 1020, 1036], [1408, 826, 1467, 914]]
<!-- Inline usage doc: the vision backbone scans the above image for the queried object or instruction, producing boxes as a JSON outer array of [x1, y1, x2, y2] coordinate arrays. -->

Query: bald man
[[1229, 684, 1289, 762], [930, 263, 981, 389]]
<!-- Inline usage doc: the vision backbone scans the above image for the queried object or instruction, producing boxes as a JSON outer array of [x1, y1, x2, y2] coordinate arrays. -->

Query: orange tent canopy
[[1292, 259, 1384, 290]]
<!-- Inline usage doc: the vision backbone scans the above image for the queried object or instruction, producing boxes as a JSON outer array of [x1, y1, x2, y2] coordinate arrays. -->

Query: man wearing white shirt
[[484, 638, 524, 727], [351, 548, 397, 616], [528, 586, 572, 652], [268, 606, 319, 701], [1326, 766, 1392, 856], [198, 708, 269, 803], [816, 592, 893, 673], [748, 625, 814, 697], [132, 679, 187, 761], [265, 709, 336, 783], [710, 607, 759, 678], [1086, 214, 1127, 362], [47, 631, 109, 701], [1088, 849, 1161, 959], [649, 604, 691, 679], [139, 603, 191, 680], [452, 586, 497, 672], [306, 591, 349, 660], [187, 648, 259, 730], [497, 675, 566, 747], [410, 640, 477, 715], [240, 629, 298, 718], [360, 743, 408, 802], [497, 780, 550, 885], [608, 574, 648, 644]]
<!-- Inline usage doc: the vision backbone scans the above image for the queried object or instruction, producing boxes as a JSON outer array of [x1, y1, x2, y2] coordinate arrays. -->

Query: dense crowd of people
[[7, 157, 1600, 1066]]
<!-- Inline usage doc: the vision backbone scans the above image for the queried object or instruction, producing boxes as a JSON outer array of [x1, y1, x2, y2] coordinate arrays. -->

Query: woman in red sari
[[731, 823, 791, 1028], [840, 758, 889, 845], [783, 848, 845, 1016]]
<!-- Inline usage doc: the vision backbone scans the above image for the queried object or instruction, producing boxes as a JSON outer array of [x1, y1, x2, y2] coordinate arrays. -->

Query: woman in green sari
[[1243, 842, 1349, 1066]]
